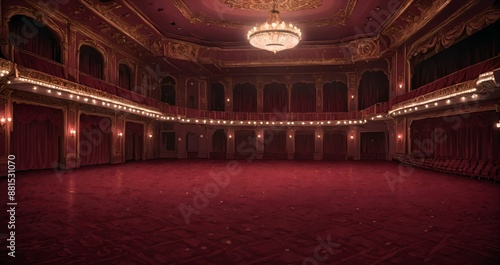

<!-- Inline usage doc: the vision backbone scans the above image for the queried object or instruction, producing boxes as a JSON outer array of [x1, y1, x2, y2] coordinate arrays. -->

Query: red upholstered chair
[[473, 160, 487, 179], [465, 160, 479, 177]]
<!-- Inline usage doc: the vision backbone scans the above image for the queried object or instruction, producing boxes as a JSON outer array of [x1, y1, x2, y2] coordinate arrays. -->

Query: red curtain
[[9, 15, 61, 62], [233, 83, 257, 112], [323, 130, 347, 159], [264, 129, 287, 158], [125, 122, 144, 161], [291, 82, 316, 113], [358, 71, 389, 110], [323, 81, 347, 112], [212, 130, 227, 152], [210, 83, 225, 111], [411, 21, 499, 90], [360, 132, 386, 160], [235, 130, 256, 158], [118, 64, 132, 90], [10, 103, 63, 171], [295, 130, 315, 160], [264, 82, 288, 113], [79, 114, 111, 166], [160, 77, 176, 105], [411, 111, 499, 160], [79, 45, 103, 79]]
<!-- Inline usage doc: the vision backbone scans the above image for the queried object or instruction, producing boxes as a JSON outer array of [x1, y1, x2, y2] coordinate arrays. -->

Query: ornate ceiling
[[9, 0, 497, 76]]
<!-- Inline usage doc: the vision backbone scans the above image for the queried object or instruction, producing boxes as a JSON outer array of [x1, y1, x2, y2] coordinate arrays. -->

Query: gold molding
[[172, 0, 358, 28], [220, 0, 323, 12], [382, 0, 452, 49], [391, 80, 476, 110], [79, 0, 154, 54], [4, 5, 67, 47], [408, 7, 500, 58]]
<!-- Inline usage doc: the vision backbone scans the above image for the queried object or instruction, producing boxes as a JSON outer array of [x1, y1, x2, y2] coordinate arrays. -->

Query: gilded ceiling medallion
[[219, 0, 322, 12]]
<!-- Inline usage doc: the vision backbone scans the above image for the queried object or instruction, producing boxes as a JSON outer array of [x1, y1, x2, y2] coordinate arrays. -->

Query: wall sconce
[[496, 122, 500, 129], [289, 134, 293, 138], [0, 117, 12, 131], [317, 134, 321, 138], [226, 98, 230, 102], [397, 134, 402, 140], [351, 95, 355, 99], [69, 129, 76, 138], [399, 83, 403, 89], [350, 135, 354, 140], [149, 134, 153, 138], [200, 134, 204, 138], [118, 132, 123, 137], [228, 135, 232, 139], [257, 134, 261, 138]]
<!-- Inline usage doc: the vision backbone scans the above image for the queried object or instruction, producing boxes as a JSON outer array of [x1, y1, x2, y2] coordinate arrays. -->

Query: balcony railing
[[390, 56, 500, 108]]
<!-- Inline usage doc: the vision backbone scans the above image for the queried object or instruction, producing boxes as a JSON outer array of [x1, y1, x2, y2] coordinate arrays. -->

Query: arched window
[[8, 15, 63, 77], [210, 83, 225, 111], [358, 70, 389, 110], [118, 63, 132, 90], [79, 45, 104, 79], [161, 76, 176, 105], [8, 15, 61, 62], [212, 130, 227, 152]]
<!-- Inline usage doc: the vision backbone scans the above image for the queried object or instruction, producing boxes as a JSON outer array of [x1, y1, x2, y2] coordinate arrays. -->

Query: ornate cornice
[[391, 80, 476, 111], [172, 0, 357, 28], [382, 0, 452, 49], [220, 0, 323, 12], [79, 0, 156, 55], [409, 7, 500, 57], [15, 65, 160, 113]]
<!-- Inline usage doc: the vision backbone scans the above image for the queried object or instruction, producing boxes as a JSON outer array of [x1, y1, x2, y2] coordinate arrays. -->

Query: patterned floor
[[0, 160, 499, 264]]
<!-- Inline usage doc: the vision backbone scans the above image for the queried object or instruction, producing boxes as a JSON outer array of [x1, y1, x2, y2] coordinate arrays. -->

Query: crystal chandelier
[[247, 1, 301, 54]]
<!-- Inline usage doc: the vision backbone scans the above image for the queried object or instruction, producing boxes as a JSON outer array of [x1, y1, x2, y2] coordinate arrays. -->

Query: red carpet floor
[[0, 160, 499, 265]]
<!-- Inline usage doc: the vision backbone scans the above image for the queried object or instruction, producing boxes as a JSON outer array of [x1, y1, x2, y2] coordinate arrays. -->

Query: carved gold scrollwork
[[410, 9, 500, 57], [166, 41, 199, 61], [220, 0, 323, 12], [348, 37, 380, 62]]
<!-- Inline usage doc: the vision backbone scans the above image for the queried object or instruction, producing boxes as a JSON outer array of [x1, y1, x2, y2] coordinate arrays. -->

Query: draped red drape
[[294, 130, 315, 160], [358, 71, 389, 110], [79, 114, 111, 166], [161, 77, 176, 105], [360, 132, 386, 160], [235, 130, 256, 159], [323, 130, 347, 160], [118, 64, 132, 90], [79, 45, 103, 79], [411, 111, 499, 160], [210, 83, 225, 111], [11, 103, 63, 171], [9, 15, 62, 62], [211, 129, 227, 159], [291, 82, 316, 113], [212, 130, 227, 152], [323, 81, 348, 112], [233, 83, 257, 112], [125, 122, 143, 161], [264, 130, 287, 159], [264, 82, 288, 113], [411, 21, 499, 90], [9, 15, 64, 78]]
